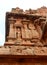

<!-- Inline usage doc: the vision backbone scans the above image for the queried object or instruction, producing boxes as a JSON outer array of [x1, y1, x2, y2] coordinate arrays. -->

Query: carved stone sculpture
[[0, 7, 47, 65]]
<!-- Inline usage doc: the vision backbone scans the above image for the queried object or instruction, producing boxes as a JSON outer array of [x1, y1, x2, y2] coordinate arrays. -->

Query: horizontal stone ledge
[[0, 46, 47, 55], [4, 42, 43, 46], [7, 12, 45, 17]]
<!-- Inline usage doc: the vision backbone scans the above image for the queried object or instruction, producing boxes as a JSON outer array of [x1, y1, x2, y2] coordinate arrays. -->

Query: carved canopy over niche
[[5, 7, 47, 46]]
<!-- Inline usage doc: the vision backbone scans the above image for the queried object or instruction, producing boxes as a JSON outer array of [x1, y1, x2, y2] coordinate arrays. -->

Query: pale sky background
[[0, 0, 47, 46]]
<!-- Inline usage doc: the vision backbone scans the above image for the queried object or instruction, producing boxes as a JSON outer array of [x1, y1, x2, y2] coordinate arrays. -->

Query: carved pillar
[[21, 27, 25, 39], [8, 18, 15, 42], [24, 22, 30, 39], [9, 22, 13, 37], [36, 25, 42, 40], [14, 24, 17, 38]]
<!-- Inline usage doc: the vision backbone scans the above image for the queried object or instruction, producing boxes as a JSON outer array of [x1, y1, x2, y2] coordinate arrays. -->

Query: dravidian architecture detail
[[0, 6, 47, 65]]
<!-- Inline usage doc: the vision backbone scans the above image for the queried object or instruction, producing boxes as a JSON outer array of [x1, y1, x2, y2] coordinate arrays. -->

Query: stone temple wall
[[0, 6, 47, 65], [5, 7, 47, 46]]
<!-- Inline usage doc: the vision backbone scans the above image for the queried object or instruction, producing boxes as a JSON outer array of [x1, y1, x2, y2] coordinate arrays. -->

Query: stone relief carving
[[5, 7, 47, 47], [4, 7, 47, 57], [7, 18, 45, 46]]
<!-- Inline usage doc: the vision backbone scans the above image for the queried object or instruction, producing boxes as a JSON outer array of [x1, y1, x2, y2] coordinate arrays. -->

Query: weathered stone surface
[[1, 7, 47, 64], [8, 46, 47, 55], [0, 46, 47, 55], [12, 7, 23, 14], [4, 6, 47, 47], [0, 46, 10, 55]]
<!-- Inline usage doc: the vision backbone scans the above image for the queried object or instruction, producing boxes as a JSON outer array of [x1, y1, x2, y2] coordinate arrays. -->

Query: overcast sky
[[0, 0, 47, 45]]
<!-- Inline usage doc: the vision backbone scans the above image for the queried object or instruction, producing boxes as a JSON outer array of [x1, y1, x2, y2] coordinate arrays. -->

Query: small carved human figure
[[28, 23, 40, 41], [16, 27, 22, 44], [34, 21, 42, 40]]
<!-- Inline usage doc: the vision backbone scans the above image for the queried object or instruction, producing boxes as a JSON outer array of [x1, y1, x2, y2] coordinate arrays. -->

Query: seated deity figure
[[28, 22, 40, 42], [34, 21, 43, 40]]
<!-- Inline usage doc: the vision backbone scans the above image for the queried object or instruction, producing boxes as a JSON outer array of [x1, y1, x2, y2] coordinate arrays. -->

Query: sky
[[0, 0, 47, 46]]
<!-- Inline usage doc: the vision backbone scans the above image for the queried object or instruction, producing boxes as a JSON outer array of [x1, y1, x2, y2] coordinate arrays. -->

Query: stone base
[[0, 46, 47, 55], [0, 46, 47, 65], [0, 55, 47, 65]]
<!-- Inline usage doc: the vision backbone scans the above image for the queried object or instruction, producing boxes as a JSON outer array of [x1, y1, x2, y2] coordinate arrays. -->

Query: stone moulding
[[0, 46, 47, 55]]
